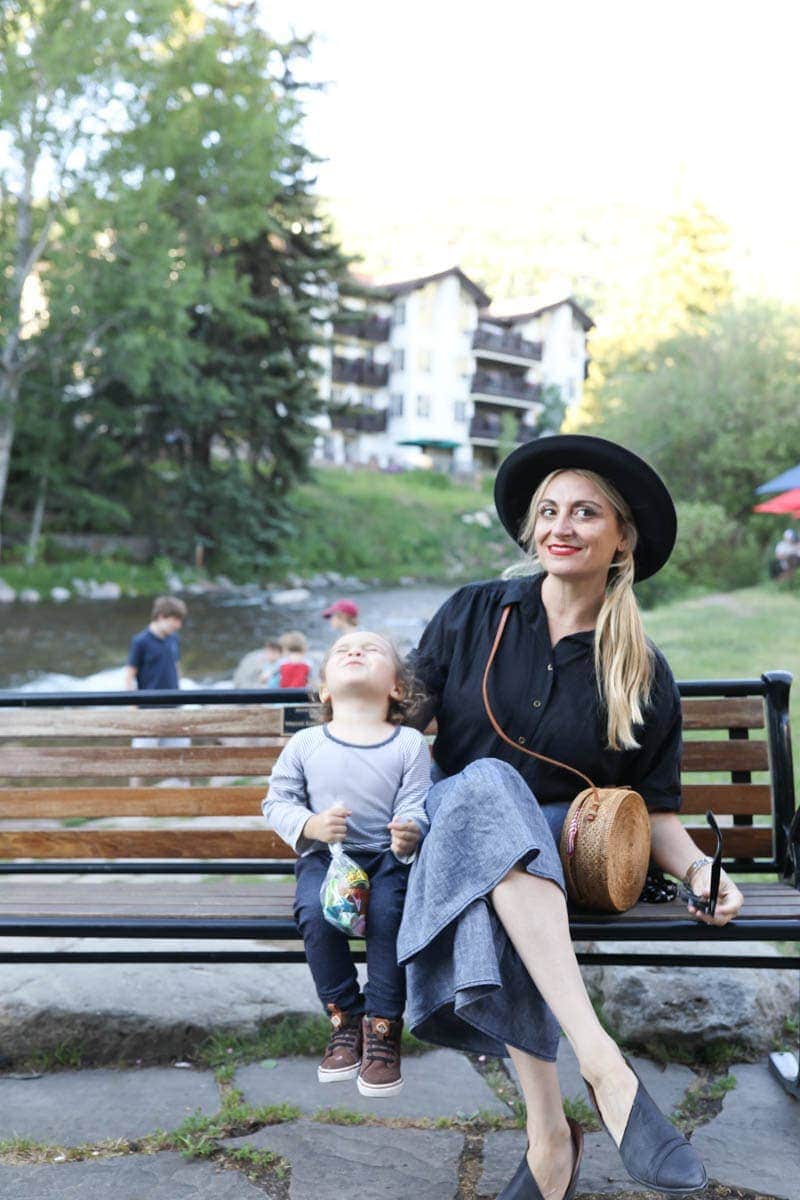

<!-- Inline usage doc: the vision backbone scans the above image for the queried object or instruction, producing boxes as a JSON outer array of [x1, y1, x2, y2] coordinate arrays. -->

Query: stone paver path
[[0, 1067, 219, 1146], [0, 1152, 265, 1199], [0, 1049, 795, 1199], [235, 1047, 508, 1119], [224, 1121, 463, 1200]]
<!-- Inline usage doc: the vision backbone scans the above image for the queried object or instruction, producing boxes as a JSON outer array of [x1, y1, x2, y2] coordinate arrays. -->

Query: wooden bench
[[0, 676, 798, 1095]]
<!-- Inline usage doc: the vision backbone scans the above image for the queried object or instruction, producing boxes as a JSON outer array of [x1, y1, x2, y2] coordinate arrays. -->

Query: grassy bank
[[274, 467, 512, 584], [0, 468, 515, 594]]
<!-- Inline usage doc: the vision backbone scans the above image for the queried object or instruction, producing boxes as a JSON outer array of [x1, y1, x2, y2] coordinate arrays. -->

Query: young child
[[276, 630, 313, 688], [262, 630, 430, 1096], [259, 639, 284, 688]]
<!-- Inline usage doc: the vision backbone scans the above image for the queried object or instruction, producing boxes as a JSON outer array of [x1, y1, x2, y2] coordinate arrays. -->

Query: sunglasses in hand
[[679, 811, 723, 918]]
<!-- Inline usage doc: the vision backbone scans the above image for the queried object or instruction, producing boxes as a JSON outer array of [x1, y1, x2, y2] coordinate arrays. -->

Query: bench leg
[[768, 974, 800, 1100]]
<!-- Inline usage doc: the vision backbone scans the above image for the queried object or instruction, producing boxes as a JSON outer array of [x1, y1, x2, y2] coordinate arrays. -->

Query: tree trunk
[[25, 471, 48, 565]]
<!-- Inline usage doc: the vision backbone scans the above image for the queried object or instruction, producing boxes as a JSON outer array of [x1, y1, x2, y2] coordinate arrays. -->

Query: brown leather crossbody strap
[[481, 604, 599, 798]]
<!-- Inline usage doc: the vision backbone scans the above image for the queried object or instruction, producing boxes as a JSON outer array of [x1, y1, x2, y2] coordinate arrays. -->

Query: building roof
[[484, 293, 594, 331], [368, 266, 491, 309]]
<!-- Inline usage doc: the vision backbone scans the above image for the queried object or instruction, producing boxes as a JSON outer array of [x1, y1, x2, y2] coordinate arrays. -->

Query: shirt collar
[[499, 572, 595, 645]]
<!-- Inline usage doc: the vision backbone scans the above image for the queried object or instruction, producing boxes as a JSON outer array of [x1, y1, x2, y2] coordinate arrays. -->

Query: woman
[[397, 435, 743, 1200]]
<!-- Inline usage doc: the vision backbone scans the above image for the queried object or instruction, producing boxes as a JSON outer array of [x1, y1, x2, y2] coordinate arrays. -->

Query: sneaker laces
[[364, 1020, 398, 1066], [326, 1008, 360, 1054]]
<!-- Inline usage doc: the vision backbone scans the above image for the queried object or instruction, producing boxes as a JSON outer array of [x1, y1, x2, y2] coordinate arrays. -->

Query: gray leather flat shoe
[[585, 1063, 707, 1195], [497, 1117, 583, 1200]]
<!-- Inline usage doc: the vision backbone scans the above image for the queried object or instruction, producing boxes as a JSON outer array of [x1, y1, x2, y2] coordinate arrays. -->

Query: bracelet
[[682, 857, 714, 888]]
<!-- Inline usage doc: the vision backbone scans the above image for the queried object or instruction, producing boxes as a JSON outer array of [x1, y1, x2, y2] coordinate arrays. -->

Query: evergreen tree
[[7, 4, 351, 571]]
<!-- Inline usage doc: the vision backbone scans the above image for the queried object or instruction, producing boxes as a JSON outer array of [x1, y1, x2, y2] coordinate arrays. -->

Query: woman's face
[[532, 470, 628, 584]]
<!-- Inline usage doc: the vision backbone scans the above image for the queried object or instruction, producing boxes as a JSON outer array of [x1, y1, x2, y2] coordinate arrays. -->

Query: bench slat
[[0, 880, 795, 924], [0, 706, 289, 738], [0, 829, 295, 860], [679, 698, 764, 730], [0, 745, 282, 778], [683, 826, 772, 858], [0, 787, 265, 818], [680, 740, 769, 772], [679, 783, 772, 815]]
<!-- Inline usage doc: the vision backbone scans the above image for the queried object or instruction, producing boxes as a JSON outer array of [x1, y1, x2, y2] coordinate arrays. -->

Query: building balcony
[[471, 370, 541, 406], [332, 313, 391, 343], [329, 405, 388, 434], [469, 414, 538, 444], [472, 327, 542, 363], [331, 357, 390, 388]]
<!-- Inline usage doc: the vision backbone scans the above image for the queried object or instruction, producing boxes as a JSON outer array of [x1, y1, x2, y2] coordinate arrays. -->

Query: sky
[[260, 0, 800, 301]]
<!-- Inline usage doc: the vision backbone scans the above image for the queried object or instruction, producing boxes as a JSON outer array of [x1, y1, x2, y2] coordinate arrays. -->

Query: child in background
[[259, 639, 284, 688], [262, 630, 430, 1096], [276, 630, 313, 688]]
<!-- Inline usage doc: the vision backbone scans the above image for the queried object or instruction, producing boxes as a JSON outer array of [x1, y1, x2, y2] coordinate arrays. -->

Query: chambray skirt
[[396, 757, 569, 1061]]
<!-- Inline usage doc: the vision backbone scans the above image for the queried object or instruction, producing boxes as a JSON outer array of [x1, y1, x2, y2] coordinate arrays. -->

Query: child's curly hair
[[317, 634, 428, 725]]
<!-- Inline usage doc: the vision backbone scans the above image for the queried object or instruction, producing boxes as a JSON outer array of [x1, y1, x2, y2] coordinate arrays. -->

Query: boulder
[[19, 588, 41, 603], [50, 586, 71, 602], [0, 580, 16, 603], [270, 587, 311, 606], [233, 648, 270, 689], [581, 940, 796, 1053], [88, 580, 122, 600]]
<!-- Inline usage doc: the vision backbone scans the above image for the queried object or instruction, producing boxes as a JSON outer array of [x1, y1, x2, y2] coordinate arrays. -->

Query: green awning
[[396, 438, 461, 450]]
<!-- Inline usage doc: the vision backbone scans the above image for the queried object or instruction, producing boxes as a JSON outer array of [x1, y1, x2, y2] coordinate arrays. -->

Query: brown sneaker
[[317, 1004, 363, 1083], [357, 1015, 404, 1096]]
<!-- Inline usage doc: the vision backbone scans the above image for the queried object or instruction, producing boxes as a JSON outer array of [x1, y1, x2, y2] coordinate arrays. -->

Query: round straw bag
[[482, 606, 651, 914], [558, 786, 650, 911]]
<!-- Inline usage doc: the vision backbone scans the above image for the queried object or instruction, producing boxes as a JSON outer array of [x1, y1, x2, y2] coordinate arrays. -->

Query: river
[[0, 583, 456, 692]]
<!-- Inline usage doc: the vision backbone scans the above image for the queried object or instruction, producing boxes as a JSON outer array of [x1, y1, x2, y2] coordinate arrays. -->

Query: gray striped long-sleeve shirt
[[262, 724, 431, 863]]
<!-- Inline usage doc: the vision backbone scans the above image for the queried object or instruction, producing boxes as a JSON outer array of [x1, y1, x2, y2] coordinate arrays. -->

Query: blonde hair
[[280, 630, 308, 654], [518, 468, 654, 751], [318, 633, 426, 726]]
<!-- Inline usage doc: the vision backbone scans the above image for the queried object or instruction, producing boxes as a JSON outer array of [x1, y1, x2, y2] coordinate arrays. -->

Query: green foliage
[[591, 300, 800, 520], [581, 296, 800, 604], [3, 6, 351, 570], [635, 501, 762, 608], [277, 467, 509, 584]]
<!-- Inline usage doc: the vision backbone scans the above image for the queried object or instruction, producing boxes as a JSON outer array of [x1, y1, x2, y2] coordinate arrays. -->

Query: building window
[[416, 395, 431, 418], [394, 301, 406, 325], [389, 393, 404, 417], [453, 400, 467, 422], [392, 348, 405, 372], [362, 392, 374, 408], [331, 387, 346, 404]]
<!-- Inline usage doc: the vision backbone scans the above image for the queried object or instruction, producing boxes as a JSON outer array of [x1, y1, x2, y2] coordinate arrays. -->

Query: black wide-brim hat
[[494, 434, 677, 582]]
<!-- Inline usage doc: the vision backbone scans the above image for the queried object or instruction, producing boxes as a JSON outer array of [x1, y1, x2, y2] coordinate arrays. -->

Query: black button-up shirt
[[411, 575, 682, 812]]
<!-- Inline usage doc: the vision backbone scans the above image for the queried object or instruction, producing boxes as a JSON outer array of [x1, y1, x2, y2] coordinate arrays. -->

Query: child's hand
[[388, 818, 421, 857], [303, 805, 350, 844]]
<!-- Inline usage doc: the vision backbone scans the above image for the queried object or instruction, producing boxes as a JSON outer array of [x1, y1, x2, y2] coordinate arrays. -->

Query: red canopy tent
[[752, 488, 800, 516]]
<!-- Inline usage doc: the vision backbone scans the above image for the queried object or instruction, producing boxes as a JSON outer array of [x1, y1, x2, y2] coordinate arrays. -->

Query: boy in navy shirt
[[124, 596, 188, 782]]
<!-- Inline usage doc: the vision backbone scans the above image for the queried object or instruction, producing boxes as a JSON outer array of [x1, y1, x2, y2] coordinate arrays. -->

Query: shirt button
[[518, 736, 527, 745], [547, 663, 553, 671], [532, 699, 542, 708]]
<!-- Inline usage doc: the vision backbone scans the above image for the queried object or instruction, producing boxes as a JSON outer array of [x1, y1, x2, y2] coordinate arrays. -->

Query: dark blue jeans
[[294, 847, 410, 1019]]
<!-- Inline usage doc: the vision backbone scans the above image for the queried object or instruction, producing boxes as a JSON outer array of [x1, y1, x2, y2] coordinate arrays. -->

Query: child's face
[[155, 615, 183, 636], [322, 631, 400, 705]]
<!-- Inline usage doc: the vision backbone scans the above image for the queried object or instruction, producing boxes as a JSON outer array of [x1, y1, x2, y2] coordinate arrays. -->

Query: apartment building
[[315, 266, 593, 472]]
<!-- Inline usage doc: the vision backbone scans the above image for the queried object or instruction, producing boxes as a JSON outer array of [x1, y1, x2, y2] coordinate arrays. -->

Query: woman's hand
[[685, 862, 744, 927], [388, 818, 421, 857], [303, 805, 350, 844]]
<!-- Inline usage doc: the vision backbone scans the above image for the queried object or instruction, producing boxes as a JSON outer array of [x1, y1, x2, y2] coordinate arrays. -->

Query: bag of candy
[[320, 843, 370, 937]]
